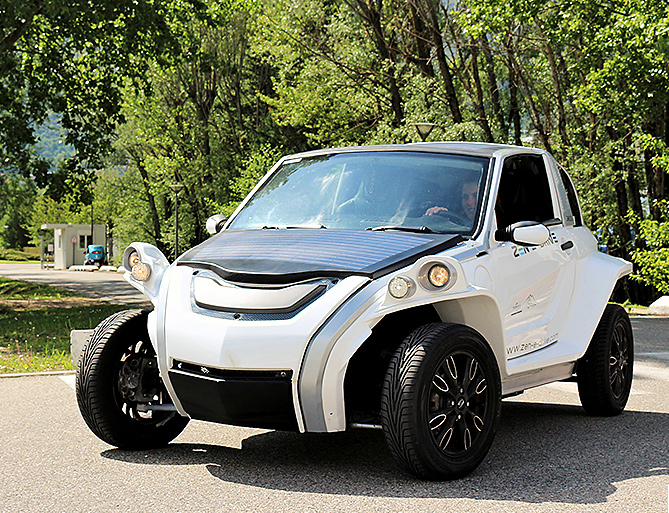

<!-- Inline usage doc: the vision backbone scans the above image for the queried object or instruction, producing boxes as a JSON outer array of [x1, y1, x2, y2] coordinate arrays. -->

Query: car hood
[[177, 229, 462, 284]]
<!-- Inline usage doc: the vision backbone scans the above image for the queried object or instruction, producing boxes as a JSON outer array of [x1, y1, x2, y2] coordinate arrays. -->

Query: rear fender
[[563, 251, 631, 360]]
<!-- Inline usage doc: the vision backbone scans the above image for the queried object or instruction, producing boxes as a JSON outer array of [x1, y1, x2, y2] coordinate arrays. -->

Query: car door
[[489, 154, 578, 366]]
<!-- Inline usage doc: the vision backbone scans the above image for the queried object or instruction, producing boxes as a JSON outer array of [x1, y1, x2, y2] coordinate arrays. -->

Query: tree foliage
[[6, 0, 669, 300], [0, 0, 205, 192]]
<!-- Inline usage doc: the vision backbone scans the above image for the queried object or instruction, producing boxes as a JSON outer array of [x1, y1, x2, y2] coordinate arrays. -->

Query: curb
[[0, 370, 75, 379]]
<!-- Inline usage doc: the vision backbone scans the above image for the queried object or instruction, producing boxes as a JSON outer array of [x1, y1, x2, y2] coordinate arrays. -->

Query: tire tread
[[381, 323, 501, 480], [75, 309, 188, 448]]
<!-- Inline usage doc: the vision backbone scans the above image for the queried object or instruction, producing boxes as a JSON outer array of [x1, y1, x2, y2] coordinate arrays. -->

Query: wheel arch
[[431, 294, 506, 377], [342, 293, 506, 427]]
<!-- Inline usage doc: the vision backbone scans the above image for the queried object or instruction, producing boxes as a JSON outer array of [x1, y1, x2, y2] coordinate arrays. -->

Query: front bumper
[[169, 363, 297, 430], [153, 266, 370, 431]]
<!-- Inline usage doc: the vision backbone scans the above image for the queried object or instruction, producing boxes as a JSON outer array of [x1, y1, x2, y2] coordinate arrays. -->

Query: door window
[[79, 235, 92, 249], [557, 167, 583, 227], [496, 155, 554, 229]]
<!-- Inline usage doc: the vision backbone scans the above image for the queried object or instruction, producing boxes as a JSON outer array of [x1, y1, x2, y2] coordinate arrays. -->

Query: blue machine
[[84, 244, 106, 267]]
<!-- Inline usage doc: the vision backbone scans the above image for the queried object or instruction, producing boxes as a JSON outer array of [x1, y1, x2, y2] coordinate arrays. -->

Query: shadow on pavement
[[101, 400, 669, 504]]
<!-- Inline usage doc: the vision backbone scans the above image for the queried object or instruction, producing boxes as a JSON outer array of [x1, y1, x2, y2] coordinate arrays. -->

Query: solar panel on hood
[[178, 229, 462, 283]]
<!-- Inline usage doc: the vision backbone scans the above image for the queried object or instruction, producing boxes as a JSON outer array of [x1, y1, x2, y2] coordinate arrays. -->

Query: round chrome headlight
[[428, 264, 451, 288], [131, 262, 151, 281], [418, 261, 456, 292], [388, 276, 414, 299]]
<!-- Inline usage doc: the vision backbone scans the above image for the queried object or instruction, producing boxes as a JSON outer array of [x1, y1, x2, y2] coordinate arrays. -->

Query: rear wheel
[[381, 323, 501, 480], [76, 309, 189, 448], [577, 304, 633, 416]]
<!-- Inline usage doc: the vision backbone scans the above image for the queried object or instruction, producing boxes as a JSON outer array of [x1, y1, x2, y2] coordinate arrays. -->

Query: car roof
[[286, 142, 547, 160]]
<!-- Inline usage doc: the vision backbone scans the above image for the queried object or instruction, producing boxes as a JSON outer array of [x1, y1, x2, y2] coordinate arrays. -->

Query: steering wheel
[[426, 209, 468, 226]]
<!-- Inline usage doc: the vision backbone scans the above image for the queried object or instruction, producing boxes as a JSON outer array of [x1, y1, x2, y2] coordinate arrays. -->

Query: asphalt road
[[0, 263, 150, 307], [0, 317, 668, 513]]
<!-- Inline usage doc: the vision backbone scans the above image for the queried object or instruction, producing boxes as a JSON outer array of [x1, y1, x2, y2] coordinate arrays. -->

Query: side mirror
[[206, 214, 228, 235], [495, 221, 550, 246]]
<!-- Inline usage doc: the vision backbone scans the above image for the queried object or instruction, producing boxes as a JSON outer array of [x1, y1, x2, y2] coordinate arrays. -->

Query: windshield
[[227, 151, 490, 235]]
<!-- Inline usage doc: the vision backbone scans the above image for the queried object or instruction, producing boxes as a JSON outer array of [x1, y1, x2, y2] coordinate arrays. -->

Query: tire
[[577, 304, 634, 416], [381, 323, 501, 480], [76, 309, 189, 448]]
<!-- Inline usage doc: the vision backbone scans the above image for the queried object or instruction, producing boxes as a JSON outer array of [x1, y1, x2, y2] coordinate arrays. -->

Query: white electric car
[[76, 142, 634, 480]]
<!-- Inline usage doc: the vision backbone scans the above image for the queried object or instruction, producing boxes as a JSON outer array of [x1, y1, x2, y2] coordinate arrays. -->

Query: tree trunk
[[506, 42, 552, 153], [643, 148, 663, 221], [418, 0, 462, 123], [127, 149, 166, 254], [508, 74, 522, 145], [348, 0, 404, 126], [613, 174, 632, 260], [606, 129, 633, 261], [409, 2, 434, 77], [470, 41, 494, 142], [481, 34, 507, 142], [541, 30, 569, 158], [627, 163, 643, 223]]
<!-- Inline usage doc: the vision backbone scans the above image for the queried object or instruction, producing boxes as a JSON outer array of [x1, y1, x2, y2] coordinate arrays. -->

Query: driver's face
[[461, 182, 478, 220]]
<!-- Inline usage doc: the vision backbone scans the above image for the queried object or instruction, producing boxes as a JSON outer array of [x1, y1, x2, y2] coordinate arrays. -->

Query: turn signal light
[[388, 276, 414, 299]]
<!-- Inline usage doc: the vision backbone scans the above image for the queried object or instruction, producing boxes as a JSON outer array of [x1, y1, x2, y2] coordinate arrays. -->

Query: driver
[[425, 180, 479, 221]]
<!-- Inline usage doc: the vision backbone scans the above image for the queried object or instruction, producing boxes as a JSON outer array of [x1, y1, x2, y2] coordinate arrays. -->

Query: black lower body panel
[[168, 366, 298, 431]]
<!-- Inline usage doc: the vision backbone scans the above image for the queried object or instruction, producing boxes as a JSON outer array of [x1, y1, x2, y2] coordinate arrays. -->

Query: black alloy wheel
[[577, 303, 634, 416], [381, 322, 501, 480]]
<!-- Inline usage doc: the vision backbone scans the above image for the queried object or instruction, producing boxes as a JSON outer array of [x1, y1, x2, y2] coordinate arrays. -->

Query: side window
[[558, 167, 583, 227], [495, 155, 554, 228]]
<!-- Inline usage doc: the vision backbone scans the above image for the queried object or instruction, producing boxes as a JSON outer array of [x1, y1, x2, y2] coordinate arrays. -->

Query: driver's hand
[[425, 206, 449, 216]]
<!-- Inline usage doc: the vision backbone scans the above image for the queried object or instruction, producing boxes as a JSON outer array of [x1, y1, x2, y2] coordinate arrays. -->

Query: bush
[[632, 207, 669, 295], [0, 248, 32, 261]]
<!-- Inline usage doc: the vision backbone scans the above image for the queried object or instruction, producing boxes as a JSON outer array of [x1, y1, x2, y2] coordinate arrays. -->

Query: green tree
[[113, 1, 302, 255], [0, 0, 206, 193], [0, 173, 36, 248]]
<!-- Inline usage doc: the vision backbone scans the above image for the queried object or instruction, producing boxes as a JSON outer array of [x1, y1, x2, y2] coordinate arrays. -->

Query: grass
[[0, 276, 81, 300], [0, 277, 128, 374]]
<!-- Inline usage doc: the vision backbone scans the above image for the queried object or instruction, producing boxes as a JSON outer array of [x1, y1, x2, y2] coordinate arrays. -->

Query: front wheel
[[576, 304, 634, 416], [381, 323, 501, 480], [76, 309, 189, 448]]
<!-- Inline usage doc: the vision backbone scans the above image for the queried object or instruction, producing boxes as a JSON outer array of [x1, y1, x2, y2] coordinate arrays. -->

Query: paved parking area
[[0, 317, 668, 512], [0, 263, 149, 306]]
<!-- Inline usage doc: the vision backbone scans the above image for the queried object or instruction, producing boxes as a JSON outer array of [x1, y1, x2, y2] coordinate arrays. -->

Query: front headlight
[[122, 243, 170, 304], [427, 264, 450, 288], [128, 251, 141, 269], [419, 261, 456, 291], [131, 261, 151, 281]]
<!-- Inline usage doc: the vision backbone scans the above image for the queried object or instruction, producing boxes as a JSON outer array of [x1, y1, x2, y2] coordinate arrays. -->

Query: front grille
[[189, 272, 338, 321]]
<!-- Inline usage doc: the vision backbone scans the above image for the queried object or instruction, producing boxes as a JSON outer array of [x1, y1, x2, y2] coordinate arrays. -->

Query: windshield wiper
[[367, 225, 442, 234], [261, 224, 327, 230]]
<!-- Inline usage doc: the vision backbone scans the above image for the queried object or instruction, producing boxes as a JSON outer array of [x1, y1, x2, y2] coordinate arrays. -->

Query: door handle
[[561, 241, 574, 251]]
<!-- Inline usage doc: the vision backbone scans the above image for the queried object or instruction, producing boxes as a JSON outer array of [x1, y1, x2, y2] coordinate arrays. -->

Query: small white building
[[40, 224, 107, 269]]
